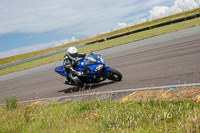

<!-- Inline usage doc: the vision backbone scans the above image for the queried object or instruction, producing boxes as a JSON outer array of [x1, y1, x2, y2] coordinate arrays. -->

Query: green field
[[0, 7, 200, 66], [1, 16, 200, 76], [1, 99, 200, 132]]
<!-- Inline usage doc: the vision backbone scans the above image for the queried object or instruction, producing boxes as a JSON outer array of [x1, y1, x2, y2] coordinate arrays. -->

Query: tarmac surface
[[0, 27, 200, 104]]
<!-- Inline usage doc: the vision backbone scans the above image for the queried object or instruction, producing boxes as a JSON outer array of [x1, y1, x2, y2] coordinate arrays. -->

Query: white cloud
[[50, 37, 76, 47], [0, 37, 77, 58], [117, 22, 128, 29], [0, 0, 167, 36], [115, 0, 200, 29], [149, 6, 169, 20], [148, 0, 200, 20], [1, 0, 199, 36]]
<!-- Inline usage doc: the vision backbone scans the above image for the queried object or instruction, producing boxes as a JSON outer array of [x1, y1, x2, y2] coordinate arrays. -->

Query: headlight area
[[95, 64, 104, 72], [100, 57, 104, 63]]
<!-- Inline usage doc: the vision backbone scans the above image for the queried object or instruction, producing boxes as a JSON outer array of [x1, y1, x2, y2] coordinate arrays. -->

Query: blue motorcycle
[[55, 53, 122, 86]]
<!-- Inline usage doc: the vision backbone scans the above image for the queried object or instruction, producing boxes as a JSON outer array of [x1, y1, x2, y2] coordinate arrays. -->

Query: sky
[[0, 0, 200, 58]]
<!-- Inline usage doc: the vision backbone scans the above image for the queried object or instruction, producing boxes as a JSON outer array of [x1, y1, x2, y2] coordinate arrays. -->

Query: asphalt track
[[0, 26, 200, 104]]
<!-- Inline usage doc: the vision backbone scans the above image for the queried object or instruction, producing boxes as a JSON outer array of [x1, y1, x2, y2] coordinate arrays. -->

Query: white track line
[[1, 82, 200, 106]]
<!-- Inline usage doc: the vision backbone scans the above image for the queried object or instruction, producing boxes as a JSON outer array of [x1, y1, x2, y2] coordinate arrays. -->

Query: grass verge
[[0, 8, 200, 66], [0, 99, 200, 132], [0, 17, 200, 76]]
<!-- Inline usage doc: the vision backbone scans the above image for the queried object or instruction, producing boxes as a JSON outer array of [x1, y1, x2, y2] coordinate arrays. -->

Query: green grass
[[0, 8, 200, 66], [1, 17, 200, 76], [0, 99, 200, 132]]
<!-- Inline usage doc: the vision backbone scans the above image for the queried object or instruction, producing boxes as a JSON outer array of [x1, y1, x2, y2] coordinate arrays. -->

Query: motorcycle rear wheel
[[106, 68, 122, 81]]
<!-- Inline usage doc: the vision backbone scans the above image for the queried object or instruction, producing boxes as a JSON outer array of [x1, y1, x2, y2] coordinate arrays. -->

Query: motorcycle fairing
[[55, 53, 111, 83], [55, 66, 69, 77]]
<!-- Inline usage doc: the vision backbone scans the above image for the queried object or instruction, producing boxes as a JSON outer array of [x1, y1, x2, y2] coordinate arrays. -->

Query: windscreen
[[84, 54, 98, 65]]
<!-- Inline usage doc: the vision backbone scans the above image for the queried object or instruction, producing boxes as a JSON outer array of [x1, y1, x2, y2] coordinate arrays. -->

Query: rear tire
[[106, 68, 122, 81]]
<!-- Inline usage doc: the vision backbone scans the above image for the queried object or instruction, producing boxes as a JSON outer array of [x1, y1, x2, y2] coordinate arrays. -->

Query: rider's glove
[[77, 71, 84, 77]]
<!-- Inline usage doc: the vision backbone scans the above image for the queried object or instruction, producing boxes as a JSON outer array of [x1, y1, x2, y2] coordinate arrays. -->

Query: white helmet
[[67, 46, 78, 60]]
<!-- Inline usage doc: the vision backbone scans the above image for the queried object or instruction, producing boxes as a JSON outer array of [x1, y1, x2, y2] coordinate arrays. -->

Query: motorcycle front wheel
[[106, 68, 122, 81]]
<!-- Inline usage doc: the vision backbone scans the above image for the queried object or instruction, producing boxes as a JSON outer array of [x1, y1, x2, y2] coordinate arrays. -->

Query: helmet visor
[[69, 53, 78, 59]]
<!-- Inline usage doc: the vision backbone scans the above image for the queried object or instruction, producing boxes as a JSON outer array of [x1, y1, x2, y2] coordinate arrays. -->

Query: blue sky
[[0, 0, 200, 58]]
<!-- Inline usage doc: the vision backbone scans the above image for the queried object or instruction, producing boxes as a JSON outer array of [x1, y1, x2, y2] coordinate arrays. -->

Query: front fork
[[101, 66, 111, 80]]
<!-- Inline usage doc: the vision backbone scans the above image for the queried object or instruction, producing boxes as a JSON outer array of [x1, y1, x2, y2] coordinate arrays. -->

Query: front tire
[[106, 68, 122, 81]]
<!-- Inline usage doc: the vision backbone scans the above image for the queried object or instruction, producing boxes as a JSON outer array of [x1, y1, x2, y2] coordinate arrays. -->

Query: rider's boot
[[65, 78, 75, 85]]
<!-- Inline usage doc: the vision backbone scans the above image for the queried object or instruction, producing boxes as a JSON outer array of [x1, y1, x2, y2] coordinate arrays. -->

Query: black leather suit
[[63, 53, 86, 85]]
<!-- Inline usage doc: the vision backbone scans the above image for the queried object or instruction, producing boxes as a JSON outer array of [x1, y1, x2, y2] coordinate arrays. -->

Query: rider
[[63, 46, 86, 85]]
